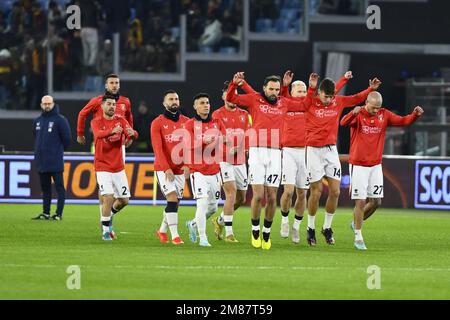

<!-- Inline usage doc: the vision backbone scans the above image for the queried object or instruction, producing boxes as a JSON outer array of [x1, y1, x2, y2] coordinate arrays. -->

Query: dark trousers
[[39, 172, 66, 216]]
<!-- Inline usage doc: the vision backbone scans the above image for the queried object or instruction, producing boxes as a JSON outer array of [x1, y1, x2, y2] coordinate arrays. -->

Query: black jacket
[[33, 105, 71, 173]]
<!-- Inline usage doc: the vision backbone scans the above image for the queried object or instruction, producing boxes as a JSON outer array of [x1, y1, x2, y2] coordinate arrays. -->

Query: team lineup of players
[[77, 72, 424, 250]]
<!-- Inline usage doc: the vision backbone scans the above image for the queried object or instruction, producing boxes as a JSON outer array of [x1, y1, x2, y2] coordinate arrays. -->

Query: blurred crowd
[[185, 0, 244, 54], [250, 0, 365, 33], [0, 0, 182, 109]]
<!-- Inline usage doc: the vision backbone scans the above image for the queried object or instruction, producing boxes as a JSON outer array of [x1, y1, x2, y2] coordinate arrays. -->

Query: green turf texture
[[0, 204, 449, 300]]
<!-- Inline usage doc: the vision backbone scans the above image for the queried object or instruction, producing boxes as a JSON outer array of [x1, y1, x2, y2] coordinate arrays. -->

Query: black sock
[[102, 220, 111, 227], [262, 219, 272, 241], [281, 210, 289, 217], [251, 219, 260, 239], [111, 206, 119, 215], [294, 215, 303, 221]]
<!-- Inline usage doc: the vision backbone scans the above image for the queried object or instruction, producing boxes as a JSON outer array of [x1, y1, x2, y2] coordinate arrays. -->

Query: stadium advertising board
[[0, 154, 196, 205], [0, 154, 448, 210], [414, 160, 450, 210]]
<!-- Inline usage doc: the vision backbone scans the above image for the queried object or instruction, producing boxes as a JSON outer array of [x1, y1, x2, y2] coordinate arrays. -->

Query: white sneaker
[[291, 226, 300, 244], [280, 222, 289, 238]]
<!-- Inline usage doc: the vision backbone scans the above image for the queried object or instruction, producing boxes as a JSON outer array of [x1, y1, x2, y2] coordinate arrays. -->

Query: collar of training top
[[163, 109, 180, 122], [194, 113, 212, 123]]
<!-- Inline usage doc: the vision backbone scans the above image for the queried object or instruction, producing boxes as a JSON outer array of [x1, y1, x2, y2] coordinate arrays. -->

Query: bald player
[[279, 71, 351, 243], [341, 91, 424, 250]]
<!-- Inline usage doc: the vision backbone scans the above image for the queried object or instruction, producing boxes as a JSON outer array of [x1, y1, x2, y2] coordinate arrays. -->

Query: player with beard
[[151, 90, 190, 245], [226, 72, 313, 250], [278, 70, 352, 243], [284, 73, 381, 246], [76, 74, 133, 238], [91, 95, 138, 241]]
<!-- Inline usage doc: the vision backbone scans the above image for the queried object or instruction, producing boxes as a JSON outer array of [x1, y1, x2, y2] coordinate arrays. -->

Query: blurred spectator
[[22, 36, 46, 110], [52, 30, 72, 91], [317, 0, 363, 15], [186, 0, 244, 53], [77, 0, 101, 73], [199, 18, 222, 48], [130, 101, 156, 152], [0, 49, 13, 109], [97, 39, 114, 76]]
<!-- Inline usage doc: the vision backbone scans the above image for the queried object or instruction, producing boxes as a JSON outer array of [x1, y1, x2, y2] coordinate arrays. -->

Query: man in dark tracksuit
[[32, 95, 71, 220]]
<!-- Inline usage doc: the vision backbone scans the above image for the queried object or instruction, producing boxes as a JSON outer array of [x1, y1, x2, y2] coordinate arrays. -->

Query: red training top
[[280, 76, 349, 148], [340, 107, 420, 166], [183, 116, 227, 175], [91, 115, 138, 172], [77, 95, 133, 137], [226, 82, 310, 149], [150, 113, 190, 174], [212, 106, 250, 165]]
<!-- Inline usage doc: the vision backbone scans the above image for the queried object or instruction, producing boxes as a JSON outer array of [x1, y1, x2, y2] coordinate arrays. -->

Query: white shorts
[[190, 172, 222, 201], [248, 147, 281, 187], [306, 145, 342, 183], [349, 164, 384, 199], [281, 147, 310, 189], [156, 171, 185, 199], [219, 162, 248, 191], [96, 170, 130, 198]]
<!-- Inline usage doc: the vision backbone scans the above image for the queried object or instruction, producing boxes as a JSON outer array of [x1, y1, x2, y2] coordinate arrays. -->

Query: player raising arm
[[288, 73, 381, 246], [278, 70, 352, 243], [340, 92, 424, 250]]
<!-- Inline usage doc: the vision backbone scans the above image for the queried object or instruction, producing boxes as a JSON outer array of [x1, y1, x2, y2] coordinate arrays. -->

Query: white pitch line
[[1, 264, 450, 272]]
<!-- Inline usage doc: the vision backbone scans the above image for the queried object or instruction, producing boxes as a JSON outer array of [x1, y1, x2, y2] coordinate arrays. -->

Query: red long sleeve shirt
[[183, 116, 227, 175], [226, 82, 310, 148], [77, 95, 133, 137], [297, 86, 373, 147], [280, 77, 349, 148], [150, 113, 190, 174], [340, 107, 420, 166], [212, 106, 250, 165], [91, 115, 138, 173]]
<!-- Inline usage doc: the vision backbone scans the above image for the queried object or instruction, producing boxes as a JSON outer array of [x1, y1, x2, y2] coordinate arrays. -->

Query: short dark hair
[[263, 75, 281, 86], [104, 73, 119, 82], [193, 93, 210, 104], [319, 78, 336, 95], [163, 90, 178, 99], [222, 81, 230, 93], [102, 94, 118, 103]]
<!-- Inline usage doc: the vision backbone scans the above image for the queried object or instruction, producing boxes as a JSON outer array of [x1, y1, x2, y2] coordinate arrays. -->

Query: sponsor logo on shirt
[[164, 133, 184, 143], [120, 104, 126, 112], [286, 111, 304, 117], [259, 104, 283, 115], [314, 109, 338, 118], [362, 125, 383, 134]]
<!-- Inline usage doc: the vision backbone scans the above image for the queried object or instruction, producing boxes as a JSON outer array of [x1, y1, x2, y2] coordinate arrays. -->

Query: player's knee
[[207, 203, 218, 216], [297, 189, 306, 199], [225, 190, 236, 202], [310, 187, 322, 199], [330, 188, 340, 199], [267, 193, 277, 205], [119, 197, 129, 207], [373, 198, 382, 209], [252, 192, 264, 203], [282, 189, 294, 199]]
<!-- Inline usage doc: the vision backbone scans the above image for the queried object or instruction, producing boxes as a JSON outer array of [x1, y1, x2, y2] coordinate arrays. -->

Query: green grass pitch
[[0, 204, 449, 300]]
